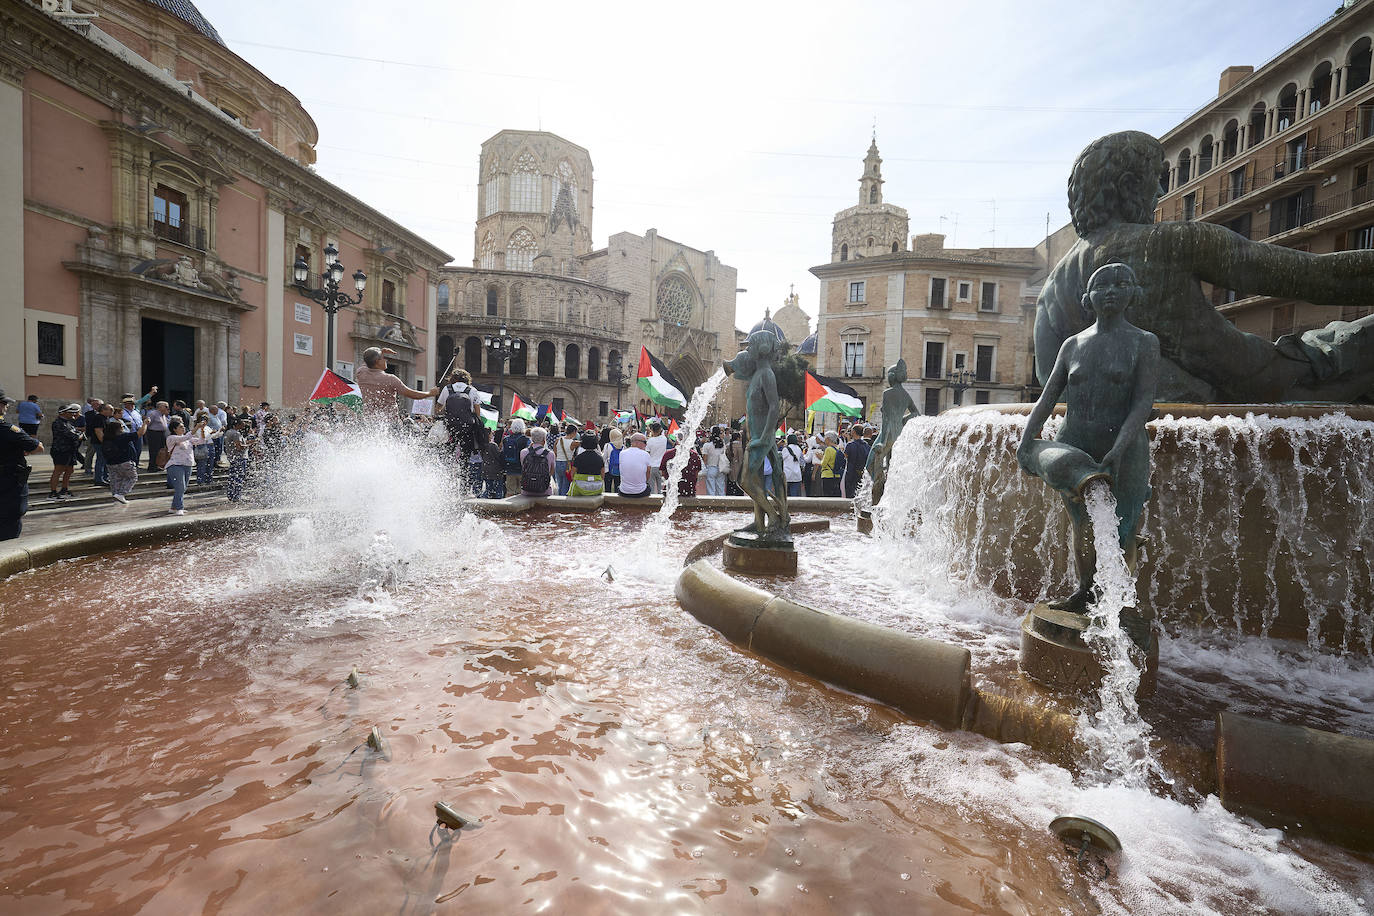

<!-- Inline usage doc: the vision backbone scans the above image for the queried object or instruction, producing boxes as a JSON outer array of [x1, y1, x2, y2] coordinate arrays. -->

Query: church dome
[[146, 0, 225, 45], [797, 331, 818, 356], [749, 309, 786, 343]]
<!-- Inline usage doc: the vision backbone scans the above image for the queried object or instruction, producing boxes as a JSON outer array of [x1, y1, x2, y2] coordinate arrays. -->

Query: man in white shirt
[[617, 432, 653, 498], [643, 421, 668, 494]]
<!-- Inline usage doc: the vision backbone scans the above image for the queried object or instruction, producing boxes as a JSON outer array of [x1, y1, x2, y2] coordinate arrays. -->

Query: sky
[[195, 0, 1344, 332]]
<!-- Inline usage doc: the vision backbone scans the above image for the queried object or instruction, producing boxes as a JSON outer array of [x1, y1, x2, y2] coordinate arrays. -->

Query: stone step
[[29, 481, 224, 512]]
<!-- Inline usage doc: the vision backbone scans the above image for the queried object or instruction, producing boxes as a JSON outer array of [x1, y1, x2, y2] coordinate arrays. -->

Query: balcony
[[153, 220, 208, 251]]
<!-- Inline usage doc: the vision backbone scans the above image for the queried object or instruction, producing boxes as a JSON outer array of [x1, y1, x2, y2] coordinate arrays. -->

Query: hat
[[609, 428, 623, 447], [121, 394, 136, 403], [61, 403, 82, 413]]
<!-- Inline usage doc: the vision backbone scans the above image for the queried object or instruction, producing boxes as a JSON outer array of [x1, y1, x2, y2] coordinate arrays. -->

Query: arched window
[[479, 231, 496, 270], [437, 335, 454, 373], [507, 228, 537, 272], [1198, 135, 1215, 174], [565, 344, 580, 379], [656, 275, 694, 325], [510, 152, 541, 212], [464, 336, 482, 375], [552, 160, 577, 215], [486, 345, 502, 376], [1277, 84, 1298, 131], [607, 349, 622, 381], [866, 236, 875, 247], [868, 186, 878, 204], [1177, 149, 1191, 184], [587, 346, 601, 381], [1349, 38, 1372, 94], [1158, 164, 1170, 195], [486, 286, 499, 317], [891, 241, 899, 253], [483, 164, 500, 216], [840, 243, 848, 261], [437, 282, 450, 309], [510, 340, 528, 375], [537, 341, 556, 377], [1248, 102, 1266, 148], [1310, 62, 1333, 113], [1221, 120, 1239, 160]]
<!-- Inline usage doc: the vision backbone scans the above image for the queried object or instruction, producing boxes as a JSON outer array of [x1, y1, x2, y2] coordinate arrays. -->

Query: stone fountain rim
[[950, 402, 1374, 421]]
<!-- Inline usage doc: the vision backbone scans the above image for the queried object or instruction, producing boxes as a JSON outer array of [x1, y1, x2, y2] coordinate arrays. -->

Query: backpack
[[444, 384, 478, 432], [828, 445, 846, 479], [520, 445, 551, 493], [608, 445, 621, 475], [502, 433, 528, 472]]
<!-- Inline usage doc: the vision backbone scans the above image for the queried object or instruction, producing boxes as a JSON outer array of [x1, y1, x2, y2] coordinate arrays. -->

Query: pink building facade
[[0, 0, 449, 431]]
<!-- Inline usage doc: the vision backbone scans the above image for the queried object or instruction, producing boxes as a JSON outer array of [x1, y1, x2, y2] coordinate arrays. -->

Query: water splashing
[[1076, 483, 1166, 788]]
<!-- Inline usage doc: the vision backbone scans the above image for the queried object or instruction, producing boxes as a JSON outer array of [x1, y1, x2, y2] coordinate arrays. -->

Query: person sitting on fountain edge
[[355, 347, 439, 421], [1018, 262, 1160, 617]]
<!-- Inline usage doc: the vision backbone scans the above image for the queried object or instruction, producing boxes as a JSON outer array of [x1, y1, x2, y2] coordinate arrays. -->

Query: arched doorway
[[669, 354, 707, 400]]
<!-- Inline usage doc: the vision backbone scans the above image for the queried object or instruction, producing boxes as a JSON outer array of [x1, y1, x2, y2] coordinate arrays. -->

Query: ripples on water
[[0, 422, 1371, 913]]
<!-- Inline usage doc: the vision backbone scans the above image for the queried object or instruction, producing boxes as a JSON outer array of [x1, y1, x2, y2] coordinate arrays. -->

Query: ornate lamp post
[[606, 354, 631, 411], [484, 324, 522, 416], [293, 242, 366, 372], [946, 367, 973, 407]]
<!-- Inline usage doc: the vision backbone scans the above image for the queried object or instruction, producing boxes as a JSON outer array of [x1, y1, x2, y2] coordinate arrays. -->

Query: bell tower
[[859, 137, 883, 206], [830, 135, 909, 263]]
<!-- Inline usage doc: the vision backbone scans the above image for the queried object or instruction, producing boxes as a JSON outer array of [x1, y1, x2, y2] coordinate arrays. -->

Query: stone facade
[[1155, 0, 1374, 339], [2, 0, 449, 437], [830, 139, 909, 263], [770, 288, 812, 345], [440, 129, 738, 422]]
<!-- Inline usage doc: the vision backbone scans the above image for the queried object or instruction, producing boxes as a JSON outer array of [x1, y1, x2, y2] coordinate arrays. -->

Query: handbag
[[155, 446, 171, 470]]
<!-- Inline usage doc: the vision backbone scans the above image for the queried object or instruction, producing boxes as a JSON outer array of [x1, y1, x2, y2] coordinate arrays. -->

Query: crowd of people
[[426, 368, 878, 502]]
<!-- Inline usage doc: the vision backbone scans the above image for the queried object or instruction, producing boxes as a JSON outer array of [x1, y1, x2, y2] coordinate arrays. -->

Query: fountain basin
[[889, 404, 1374, 653]]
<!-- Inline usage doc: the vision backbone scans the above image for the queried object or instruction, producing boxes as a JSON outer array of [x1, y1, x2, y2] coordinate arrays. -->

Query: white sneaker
[[175, 509, 186, 516], [112, 493, 127, 505]]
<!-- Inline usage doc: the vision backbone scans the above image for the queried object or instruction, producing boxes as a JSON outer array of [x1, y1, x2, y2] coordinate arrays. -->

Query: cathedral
[[436, 130, 738, 421]]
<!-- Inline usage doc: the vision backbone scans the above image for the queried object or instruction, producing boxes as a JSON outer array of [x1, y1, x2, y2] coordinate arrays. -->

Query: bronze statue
[[1037, 130, 1374, 403], [865, 358, 919, 505], [724, 330, 790, 545], [1018, 262, 1160, 618]]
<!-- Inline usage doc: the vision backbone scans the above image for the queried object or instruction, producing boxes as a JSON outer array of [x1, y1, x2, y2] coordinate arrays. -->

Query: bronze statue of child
[[724, 329, 790, 543], [865, 358, 919, 506], [1017, 262, 1160, 614]]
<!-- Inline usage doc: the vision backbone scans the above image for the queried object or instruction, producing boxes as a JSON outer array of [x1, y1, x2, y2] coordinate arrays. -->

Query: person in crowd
[[0, 390, 43, 540], [843, 424, 871, 497], [644, 421, 668, 494], [725, 428, 745, 496], [554, 423, 578, 496], [569, 431, 606, 497], [45, 403, 84, 500], [163, 415, 217, 515], [119, 395, 144, 468], [103, 411, 149, 505], [253, 402, 270, 436], [502, 418, 530, 497], [89, 402, 114, 485], [477, 425, 506, 499], [354, 347, 439, 421], [781, 433, 805, 498], [192, 407, 216, 483], [80, 398, 101, 474], [617, 431, 653, 498], [211, 402, 230, 467], [135, 385, 158, 410], [659, 432, 701, 497], [169, 399, 190, 430], [519, 426, 556, 497], [222, 417, 250, 503], [143, 401, 170, 472], [819, 430, 843, 497], [17, 395, 42, 436], [602, 426, 623, 493], [700, 427, 728, 496]]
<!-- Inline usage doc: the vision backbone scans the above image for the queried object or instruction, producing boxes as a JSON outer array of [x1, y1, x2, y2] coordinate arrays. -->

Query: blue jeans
[[195, 455, 213, 484], [787, 481, 802, 497], [554, 460, 570, 495], [94, 449, 108, 485], [483, 476, 506, 499], [166, 465, 191, 510]]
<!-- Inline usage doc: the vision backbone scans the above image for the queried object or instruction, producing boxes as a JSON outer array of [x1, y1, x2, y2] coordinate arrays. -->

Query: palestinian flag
[[510, 393, 536, 421], [563, 413, 582, 428], [636, 346, 686, 409], [805, 371, 864, 418], [479, 404, 499, 430], [613, 409, 635, 424], [667, 418, 679, 436], [309, 369, 362, 411]]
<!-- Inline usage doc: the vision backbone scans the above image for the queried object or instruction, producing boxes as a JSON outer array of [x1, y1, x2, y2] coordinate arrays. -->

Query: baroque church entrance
[[141, 318, 196, 406]]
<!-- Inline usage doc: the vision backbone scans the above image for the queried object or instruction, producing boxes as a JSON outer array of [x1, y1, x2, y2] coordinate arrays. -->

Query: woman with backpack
[[553, 424, 578, 496], [601, 427, 623, 493], [519, 426, 556, 497], [819, 430, 844, 497], [502, 419, 530, 497]]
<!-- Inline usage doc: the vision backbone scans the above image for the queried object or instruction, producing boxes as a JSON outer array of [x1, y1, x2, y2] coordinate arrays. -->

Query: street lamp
[[946, 368, 973, 407], [294, 242, 366, 372], [484, 324, 522, 417], [606, 354, 632, 411]]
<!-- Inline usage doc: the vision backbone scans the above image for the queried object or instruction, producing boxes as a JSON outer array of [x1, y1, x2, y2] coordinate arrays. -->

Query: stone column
[[227, 322, 242, 403], [1335, 67, 1344, 101], [0, 75, 23, 402], [123, 305, 141, 395], [884, 272, 904, 370], [214, 322, 229, 402], [554, 339, 565, 378], [1299, 89, 1308, 119], [265, 207, 285, 404], [1267, 108, 1275, 136]]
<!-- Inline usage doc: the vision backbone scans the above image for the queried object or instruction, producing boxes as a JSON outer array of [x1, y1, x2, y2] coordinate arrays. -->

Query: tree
[[773, 351, 809, 429]]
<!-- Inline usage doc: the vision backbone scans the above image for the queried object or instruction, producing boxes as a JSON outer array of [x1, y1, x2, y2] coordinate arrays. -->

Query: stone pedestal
[[723, 532, 797, 576], [1019, 603, 1157, 697], [856, 509, 873, 535]]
